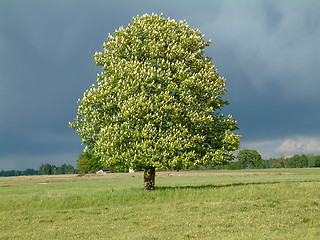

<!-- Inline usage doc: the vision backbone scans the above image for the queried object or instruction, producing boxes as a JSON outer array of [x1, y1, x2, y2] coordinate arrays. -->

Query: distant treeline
[[0, 163, 77, 177], [0, 168, 39, 177], [77, 151, 320, 173], [1, 153, 320, 176], [38, 163, 77, 175], [224, 154, 320, 170], [260, 154, 320, 169]]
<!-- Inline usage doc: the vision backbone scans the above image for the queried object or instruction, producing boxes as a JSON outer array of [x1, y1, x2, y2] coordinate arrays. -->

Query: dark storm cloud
[[200, 1, 320, 148], [1, 0, 320, 170]]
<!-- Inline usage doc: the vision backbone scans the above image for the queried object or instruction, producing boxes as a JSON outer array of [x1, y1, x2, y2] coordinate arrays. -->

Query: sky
[[1, 0, 320, 170]]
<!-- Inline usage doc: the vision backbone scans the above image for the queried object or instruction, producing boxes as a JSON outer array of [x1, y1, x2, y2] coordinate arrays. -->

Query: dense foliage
[[76, 152, 102, 173], [237, 149, 262, 168], [0, 168, 38, 177], [260, 154, 320, 169], [70, 14, 240, 172], [0, 163, 77, 177], [224, 153, 320, 170], [38, 163, 76, 175]]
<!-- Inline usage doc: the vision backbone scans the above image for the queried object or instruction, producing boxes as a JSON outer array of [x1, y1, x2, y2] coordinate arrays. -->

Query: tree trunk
[[144, 166, 156, 191]]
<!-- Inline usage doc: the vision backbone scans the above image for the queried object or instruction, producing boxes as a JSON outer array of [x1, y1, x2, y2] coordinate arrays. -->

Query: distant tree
[[226, 161, 242, 170], [0, 169, 38, 177], [298, 154, 308, 168], [37, 163, 76, 175], [286, 157, 295, 168], [39, 163, 54, 175], [237, 149, 262, 169], [314, 155, 320, 167], [70, 14, 240, 190], [0, 170, 12, 177], [286, 154, 309, 168], [24, 168, 38, 175], [77, 153, 91, 173], [58, 164, 68, 174], [274, 154, 287, 168], [76, 152, 102, 173], [76, 153, 90, 172], [260, 158, 276, 169], [66, 164, 76, 174], [308, 155, 320, 167]]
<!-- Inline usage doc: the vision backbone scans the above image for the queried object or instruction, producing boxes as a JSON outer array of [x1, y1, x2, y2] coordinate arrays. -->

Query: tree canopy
[[237, 149, 262, 168], [70, 14, 240, 190]]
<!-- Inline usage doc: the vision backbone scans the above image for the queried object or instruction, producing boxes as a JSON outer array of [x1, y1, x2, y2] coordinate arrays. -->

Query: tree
[[58, 164, 68, 174], [77, 152, 91, 173], [24, 168, 38, 175], [286, 154, 309, 168], [308, 155, 320, 167], [237, 149, 262, 169], [69, 14, 240, 191], [66, 164, 76, 174], [274, 154, 287, 168], [76, 151, 103, 173], [39, 163, 54, 175]]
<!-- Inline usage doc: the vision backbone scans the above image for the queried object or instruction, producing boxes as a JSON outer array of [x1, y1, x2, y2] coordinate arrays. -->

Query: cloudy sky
[[1, 0, 320, 170]]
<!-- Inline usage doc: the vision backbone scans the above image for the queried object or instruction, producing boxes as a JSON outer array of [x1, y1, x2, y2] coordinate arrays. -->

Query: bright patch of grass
[[1, 169, 320, 239]]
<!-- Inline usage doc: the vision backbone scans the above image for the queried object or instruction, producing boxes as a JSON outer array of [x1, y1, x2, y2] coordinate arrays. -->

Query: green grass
[[1, 169, 320, 239]]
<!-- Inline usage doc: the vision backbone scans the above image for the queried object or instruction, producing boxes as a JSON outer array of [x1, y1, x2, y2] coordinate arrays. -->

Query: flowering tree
[[70, 14, 240, 191]]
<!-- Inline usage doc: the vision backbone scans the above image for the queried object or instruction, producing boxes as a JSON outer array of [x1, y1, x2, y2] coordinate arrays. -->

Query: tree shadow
[[156, 181, 281, 191]]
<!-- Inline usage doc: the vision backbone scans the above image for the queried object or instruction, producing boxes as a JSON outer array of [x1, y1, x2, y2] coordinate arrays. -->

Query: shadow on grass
[[156, 181, 281, 191]]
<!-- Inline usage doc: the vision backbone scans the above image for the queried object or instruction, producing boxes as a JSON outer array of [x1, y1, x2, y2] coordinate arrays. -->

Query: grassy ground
[[1, 169, 320, 239]]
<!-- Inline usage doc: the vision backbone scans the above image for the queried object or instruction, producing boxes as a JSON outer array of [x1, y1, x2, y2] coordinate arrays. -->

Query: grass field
[[1, 168, 320, 239]]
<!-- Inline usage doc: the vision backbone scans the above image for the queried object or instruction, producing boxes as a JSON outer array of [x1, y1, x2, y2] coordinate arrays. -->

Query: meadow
[[1, 168, 320, 239]]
